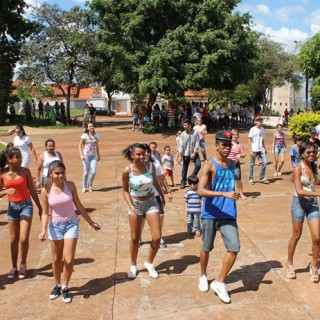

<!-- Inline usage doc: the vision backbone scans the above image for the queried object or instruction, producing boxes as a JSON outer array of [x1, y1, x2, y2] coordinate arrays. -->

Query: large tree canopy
[[19, 3, 95, 123], [90, 0, 259, 107], [0, 0, 33, 124]]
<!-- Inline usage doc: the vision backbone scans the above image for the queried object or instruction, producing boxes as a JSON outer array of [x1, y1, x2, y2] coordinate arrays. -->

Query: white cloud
[[311, 24, 320, 35], [25, 0, 43, 8], [256, 4, 271, 16], [275, 6, 306, 23]]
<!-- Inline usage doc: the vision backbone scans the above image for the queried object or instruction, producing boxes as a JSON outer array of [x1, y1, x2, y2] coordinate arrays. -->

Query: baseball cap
[[310, 128, 317, 134], [216, 130, 232, 141]]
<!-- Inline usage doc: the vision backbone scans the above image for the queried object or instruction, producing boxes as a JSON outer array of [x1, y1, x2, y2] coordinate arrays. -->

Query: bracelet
[[89, 221, 95, 225]]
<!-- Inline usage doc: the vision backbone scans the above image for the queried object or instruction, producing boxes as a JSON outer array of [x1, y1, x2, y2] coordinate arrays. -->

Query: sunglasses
[[306, 150, 316, 155]]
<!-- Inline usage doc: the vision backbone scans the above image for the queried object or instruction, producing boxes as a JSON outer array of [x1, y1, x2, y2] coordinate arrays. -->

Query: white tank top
[[43, 151, 61, 177]]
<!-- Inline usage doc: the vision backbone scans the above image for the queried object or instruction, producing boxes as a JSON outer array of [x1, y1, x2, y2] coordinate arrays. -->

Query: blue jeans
[[249, 150, 267, 180], [187, 213, 201, 232], [82, 154, 97, 188], [199, 139, 207, 161], [181, 154, 201, 185]]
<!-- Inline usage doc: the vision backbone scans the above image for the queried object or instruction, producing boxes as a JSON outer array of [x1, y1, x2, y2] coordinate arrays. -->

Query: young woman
[[79, 123, 100, 193], [228, 129, 246, 199], [39, 160, 101, 303], [272, 124, 287, 176], [0, 148, 42, 279], [286, 141, 320, 282], [82, 103, 90, 128], [122, 143, 165, 279], [13, 125, 37, 168], [36, 139, 63, 188], [194, 117, 208, 161]]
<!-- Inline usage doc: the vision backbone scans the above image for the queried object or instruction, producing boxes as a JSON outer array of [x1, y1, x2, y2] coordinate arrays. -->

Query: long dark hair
[[123, 143, 146, 162], [299, 141, 317, 175], [44, 160, 65, 193], [16, 124, 26, 136]]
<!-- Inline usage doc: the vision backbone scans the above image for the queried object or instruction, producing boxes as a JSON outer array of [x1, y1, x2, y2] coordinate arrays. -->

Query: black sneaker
[[49, 284, 61, 300], [61, 287, 72, 303]]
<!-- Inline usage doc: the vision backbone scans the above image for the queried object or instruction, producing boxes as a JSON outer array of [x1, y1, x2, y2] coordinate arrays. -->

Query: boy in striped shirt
[[184, 175, 202, 237]]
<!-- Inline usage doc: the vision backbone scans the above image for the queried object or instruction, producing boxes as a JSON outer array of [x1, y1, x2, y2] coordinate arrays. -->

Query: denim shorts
[[274, 146, 285, 154], [128, 196, 160, 216], [48, 218, 79, 240], [234, 162, 241, 181], [201, 218, 240, 253], [291, 195, 320, 221], [156, 195, 164, 214], [7, 199, 33, 220]]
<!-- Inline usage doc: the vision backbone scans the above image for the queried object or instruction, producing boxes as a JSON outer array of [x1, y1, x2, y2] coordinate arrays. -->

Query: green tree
[[19, 4, 94, 124], [91, 0, 259, 110], [0, 0, 34, 124]]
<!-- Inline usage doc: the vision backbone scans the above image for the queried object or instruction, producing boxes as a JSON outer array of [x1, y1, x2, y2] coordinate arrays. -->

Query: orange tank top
[[2, 170, 30, 203]]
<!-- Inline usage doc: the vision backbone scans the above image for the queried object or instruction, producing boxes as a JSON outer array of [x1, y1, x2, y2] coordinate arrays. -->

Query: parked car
[[95, 107, 108, 116]]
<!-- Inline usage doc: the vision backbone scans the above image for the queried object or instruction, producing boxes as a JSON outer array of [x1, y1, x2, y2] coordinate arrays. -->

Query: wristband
[[89, 221, 94, 226]]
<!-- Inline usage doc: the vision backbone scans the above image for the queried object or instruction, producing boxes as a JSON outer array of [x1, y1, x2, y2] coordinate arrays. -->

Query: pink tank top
[[48, 181, 76, 222]]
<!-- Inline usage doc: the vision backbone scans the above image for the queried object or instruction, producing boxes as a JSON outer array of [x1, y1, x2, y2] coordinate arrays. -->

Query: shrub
[[288, 112, 320, 140]]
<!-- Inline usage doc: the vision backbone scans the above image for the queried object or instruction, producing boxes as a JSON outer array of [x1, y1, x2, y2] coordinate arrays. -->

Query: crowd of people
[[1, 108, 320, 306]]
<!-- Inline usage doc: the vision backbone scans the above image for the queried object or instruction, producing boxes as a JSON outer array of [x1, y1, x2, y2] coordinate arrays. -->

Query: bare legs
[[235, 180, 246, 200], [274, 153, 285, 175]]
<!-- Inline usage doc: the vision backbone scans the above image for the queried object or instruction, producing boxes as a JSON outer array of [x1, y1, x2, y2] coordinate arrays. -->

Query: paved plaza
[[0, 117, 319, 319]]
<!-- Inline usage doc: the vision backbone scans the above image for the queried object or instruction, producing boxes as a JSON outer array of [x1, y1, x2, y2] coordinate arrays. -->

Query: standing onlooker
[[160, 105, 168, 129], [218, 105, 226, 129], [25, 100, 32, 122], [177, 118, 201, 189], [272, 124, 287, 176], [286, 142, 320, 282], [79, 123, 100, 193], [39, 160, 100, 303], [194, 117, 208, 161], [202, 103, 209, 128], [231, 102, 239, 125], [44, 102, 51, 119], [82, 103, 90, 128], [132, 106, 139, 131], [309, 128, 320, 162], [246, 107, 253, 125], [175, 130, 182, 165], [284, 109, 289, 124], [290, 135, 303, 170], [167, 104, 175, 132], [197, 130, 239, 303], [152, 104, 160, 128], [162, 145, 175, 187], [253, 103, 262, 121], [36, 139, 63, 188], [13, 125, 37, 169], [248, 117, 269, 184], [0, 148, 42, 279], [228, 129, 246, 199], [122, 143, 165, 279], [38, 100, 44, 119], [89, 103, 96, 125], [184, 174, 201, 237]]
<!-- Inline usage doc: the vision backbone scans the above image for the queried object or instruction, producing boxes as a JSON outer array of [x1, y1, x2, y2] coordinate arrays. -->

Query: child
[[162, 145, 175, 187], [272, 124, 287, 176], [149, 141, 162, 165], [175, 130, 182, 165], [184, 175, 201, 237]]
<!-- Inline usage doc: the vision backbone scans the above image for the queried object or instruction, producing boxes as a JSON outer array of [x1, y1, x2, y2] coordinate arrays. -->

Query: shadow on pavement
[[156, 255, 200, 275]]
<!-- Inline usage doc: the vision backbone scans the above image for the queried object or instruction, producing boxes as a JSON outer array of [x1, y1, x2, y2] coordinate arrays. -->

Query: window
[[274, 102, 276, 105], [280, 103, 282, 106]]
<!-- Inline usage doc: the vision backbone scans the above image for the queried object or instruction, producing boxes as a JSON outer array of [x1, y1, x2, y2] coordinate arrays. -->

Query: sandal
[[309, 263, 319, 283], [286, 263, 296, 279]]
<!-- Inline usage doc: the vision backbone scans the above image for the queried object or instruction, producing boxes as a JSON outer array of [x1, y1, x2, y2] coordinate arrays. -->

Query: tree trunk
[[107, 91, 113, 112], [66, 87, 71, 125], [0, 55, 12, 125]]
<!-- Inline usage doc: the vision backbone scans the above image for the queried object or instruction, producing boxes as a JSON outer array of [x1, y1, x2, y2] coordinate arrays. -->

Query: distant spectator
[[89, 103, 96, 124], [38, 100, 44, 119], [44, 102, 51, 119], [253, 103, 262, 121]]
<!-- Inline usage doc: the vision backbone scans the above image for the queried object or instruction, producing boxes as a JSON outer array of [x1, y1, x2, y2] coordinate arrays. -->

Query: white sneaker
[[210, 280, 231, 303], [144, 261, 159, 279], [198, 275, 209, 292], [249, 179, 254, 185], [128, 265, 137, 279]]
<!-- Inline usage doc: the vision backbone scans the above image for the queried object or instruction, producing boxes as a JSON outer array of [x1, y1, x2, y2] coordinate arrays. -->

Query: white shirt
[[248, 126, 265, 152], [14, 135, 32, 160], [162, 154, 174, 170]]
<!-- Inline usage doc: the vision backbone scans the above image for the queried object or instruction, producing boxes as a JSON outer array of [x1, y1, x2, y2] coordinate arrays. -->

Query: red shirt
[[2, 170, 30, 203]]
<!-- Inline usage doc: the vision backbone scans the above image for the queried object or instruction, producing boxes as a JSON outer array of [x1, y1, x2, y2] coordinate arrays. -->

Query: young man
[[177, 118, 200, 189], [248, 117, 269, 184], [197, 130, 239, 304]]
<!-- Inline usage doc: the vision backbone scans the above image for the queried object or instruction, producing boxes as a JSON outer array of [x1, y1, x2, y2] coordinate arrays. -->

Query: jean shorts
[[48, 218, 79, 240], [156, 195, 164, 214], [291, 195, 320, 221], [7, 199, 33, 220], [274, 146, 285, 154], [128, 196, 160, 216], [234, 162, 241, 181], [201, 218, 240, 253]]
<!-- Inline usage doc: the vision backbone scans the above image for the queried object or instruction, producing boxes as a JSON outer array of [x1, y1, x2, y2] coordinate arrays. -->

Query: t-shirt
[[184, 189, 201, 215], [14, 135, 32, 161], [248, 126, 265, 152], [194, 124, 207, 140], [290, 145, 301, 168], [162, 154, 174, 170], [81, 133, 99, 157]]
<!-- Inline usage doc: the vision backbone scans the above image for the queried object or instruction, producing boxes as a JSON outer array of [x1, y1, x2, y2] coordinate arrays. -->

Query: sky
[[25, 0, 320, 51]]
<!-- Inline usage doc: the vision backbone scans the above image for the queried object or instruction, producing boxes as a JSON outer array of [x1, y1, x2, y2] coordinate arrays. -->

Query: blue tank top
[[129, 163, 154, 197], [202, 158, 237, 219]]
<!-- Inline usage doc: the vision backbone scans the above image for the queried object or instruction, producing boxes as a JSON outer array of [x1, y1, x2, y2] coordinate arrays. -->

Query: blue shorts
[[274, 146, 285, 154], [7, 199, 33, 220], [291, 195, 320, 221], [128, 196, 160, 216], [48, 218, 79, 240], [234, 162, 241, 181], [201, 218, 240, 252]]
